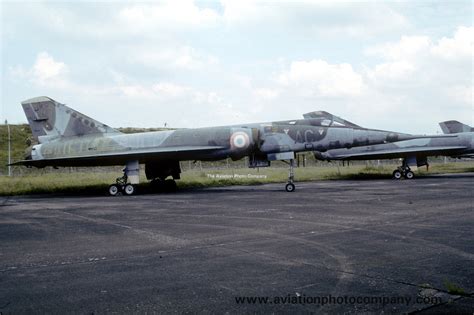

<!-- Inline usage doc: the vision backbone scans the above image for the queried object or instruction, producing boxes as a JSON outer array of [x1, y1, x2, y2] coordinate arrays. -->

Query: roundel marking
[[230, 131, 250, 149]]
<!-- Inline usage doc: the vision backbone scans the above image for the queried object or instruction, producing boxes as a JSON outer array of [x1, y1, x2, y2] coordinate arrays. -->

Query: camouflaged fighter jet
[[13, 96, 424, 195], [314, 120, 474, 179]]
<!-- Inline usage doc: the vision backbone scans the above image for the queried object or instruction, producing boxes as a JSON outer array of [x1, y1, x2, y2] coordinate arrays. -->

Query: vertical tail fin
[[439, 120, 473, 134], [22, 96, 121, 143]]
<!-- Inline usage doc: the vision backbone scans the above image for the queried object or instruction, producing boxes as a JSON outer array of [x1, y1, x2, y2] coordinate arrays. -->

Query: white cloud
[[130, 46, 219, 71], [32, 52, 68, 85], [364, 36, 430, 86], [9, 52, 69, 88], [253, 25, 472, 133], [361, 27, 472, 130], [220, 0, 409, 37], [3, 1, 410, 43], [152, 83, 191, 98], [117, 1, 219, 31], [116, 82, 193, 100], [277, 60, 366, 97], [221, 0, 264, 25], [118, 85, 155, 99], [365, 28, 473, 89], [431, 26, 474, 60], [104, 81, 249, 127], [445, 85, 474, 105], [365, 36, 431, 60], [3, 1, 471, 133], [369, 61, 416, 81], [2, 1, 220, 43], [253, 88, 279, 101]]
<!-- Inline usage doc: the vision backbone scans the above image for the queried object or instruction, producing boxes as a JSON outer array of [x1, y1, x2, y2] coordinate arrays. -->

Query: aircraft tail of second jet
[[22, 96, 121, 144], [439, 120, 473, 134]]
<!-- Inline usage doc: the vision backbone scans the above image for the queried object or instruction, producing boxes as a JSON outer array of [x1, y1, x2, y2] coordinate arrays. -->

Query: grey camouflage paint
[[22, 96, 118, 144], [314, 132, 474, 163], [15, 96, 428, 178], [439, 120, 474, 134]]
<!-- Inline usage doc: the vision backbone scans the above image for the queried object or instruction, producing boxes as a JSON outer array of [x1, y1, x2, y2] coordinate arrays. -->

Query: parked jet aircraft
[[13, 96, 427, 195], [314, 120, 474, 179], [439, 120, 474, 159], [439, 120, 474, 135]]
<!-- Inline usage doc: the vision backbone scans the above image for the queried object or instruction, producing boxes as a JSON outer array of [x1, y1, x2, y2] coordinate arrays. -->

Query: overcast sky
[[1, 0, 472, 134]]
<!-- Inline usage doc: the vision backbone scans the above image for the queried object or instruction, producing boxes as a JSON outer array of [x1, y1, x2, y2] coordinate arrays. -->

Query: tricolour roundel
[[230, 131, 250, 149]]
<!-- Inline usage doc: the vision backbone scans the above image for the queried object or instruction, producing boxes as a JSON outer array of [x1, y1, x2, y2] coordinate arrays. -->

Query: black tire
[[405, 171, 415, 179], [150, 179, 164, 191], [108, 184, 120, 196], [164, 179, 178, 192], [124, 184, 135, 195], [285, 183, 296, 192], [392, 170, 402, 180]]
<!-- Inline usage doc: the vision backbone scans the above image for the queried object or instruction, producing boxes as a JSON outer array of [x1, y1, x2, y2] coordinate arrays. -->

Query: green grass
[[0, 124, 32, 170], [443, 280, 468, 296], [0, 173, 119, 196], [0, 162, 472, 196]]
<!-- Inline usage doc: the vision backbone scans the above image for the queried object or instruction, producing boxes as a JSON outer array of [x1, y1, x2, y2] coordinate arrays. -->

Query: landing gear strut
[[285, 159, 296, 192]]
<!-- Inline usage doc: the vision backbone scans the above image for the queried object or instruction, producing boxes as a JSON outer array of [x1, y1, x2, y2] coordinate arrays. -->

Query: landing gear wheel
[[405, 171, 414, 179], [392, 170, 402, 180], [123, 184, 135, 195], [108, 184, 120, 196], [285, 183, 296, 192]]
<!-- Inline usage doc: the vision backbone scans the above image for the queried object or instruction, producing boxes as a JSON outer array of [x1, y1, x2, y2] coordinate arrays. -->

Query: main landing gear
[[392, 165, 415, 180], [285, 159, 296, 192], [150, 178, 178, 193], [109, 160, 140, 196], [145, 161, 181, 193], [108, 172, 136, 196]]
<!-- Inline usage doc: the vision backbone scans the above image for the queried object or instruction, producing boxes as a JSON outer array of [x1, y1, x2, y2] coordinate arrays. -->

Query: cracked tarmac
[[0, 173, 473, 313]]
